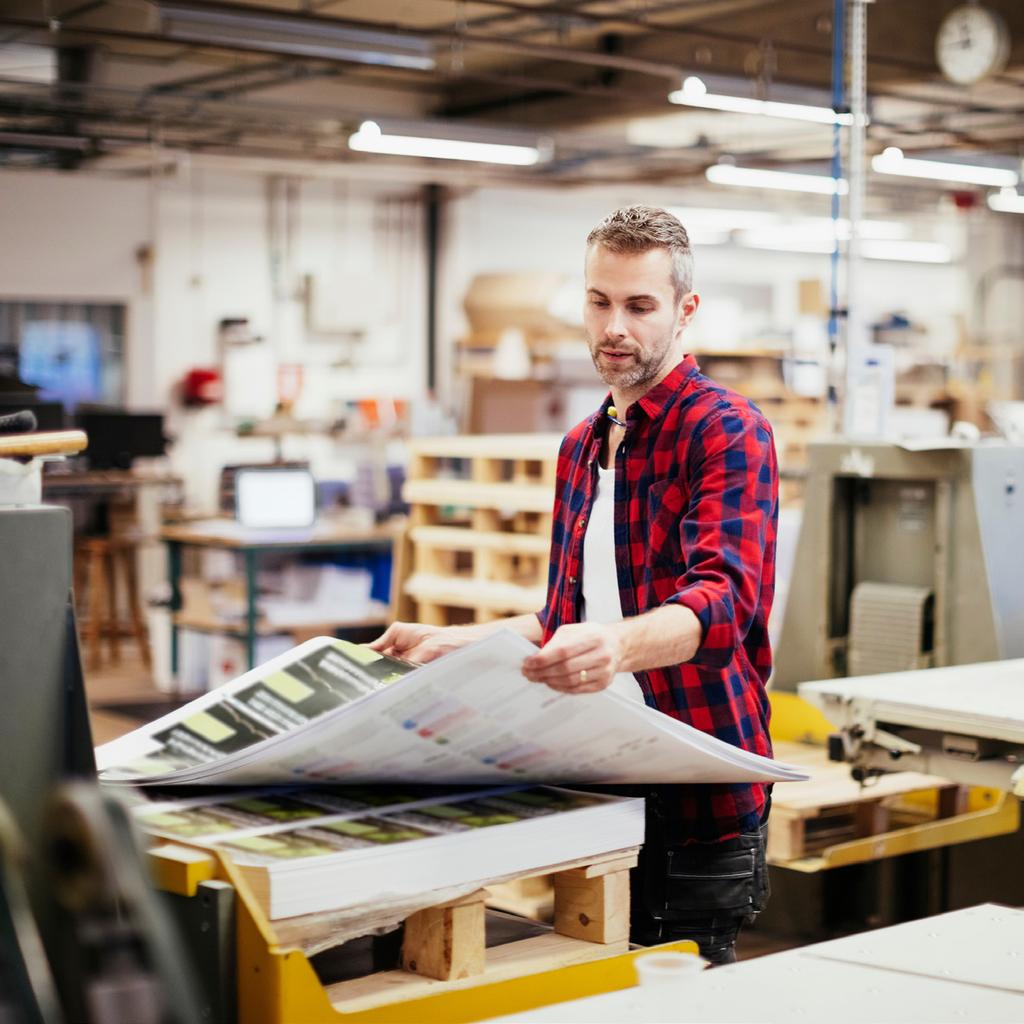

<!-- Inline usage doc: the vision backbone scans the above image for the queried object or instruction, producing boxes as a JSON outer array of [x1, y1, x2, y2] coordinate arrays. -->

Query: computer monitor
[[234, 467, 317, 530], [75, 410, 167, 470]]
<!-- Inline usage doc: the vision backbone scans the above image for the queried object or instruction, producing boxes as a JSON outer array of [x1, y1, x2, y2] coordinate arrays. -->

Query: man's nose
[[606, 306, 628, 338]]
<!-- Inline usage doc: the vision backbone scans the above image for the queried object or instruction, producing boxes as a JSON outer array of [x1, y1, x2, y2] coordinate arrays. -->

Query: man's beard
[[587, 333, 673, 390]]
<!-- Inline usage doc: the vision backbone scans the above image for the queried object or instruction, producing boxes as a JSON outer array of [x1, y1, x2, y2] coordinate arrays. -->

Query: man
[[372, 205, 778, 964]]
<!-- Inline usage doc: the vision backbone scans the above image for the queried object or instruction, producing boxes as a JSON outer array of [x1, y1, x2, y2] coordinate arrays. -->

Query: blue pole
[[829, 0, 845, 429]]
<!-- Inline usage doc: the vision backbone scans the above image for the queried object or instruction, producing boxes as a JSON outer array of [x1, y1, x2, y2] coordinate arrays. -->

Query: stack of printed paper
[[96, 630, 808, 786], [134, 785, 644, 919]]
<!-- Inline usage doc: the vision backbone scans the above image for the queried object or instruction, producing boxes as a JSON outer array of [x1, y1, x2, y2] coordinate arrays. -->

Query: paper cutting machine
[[774, 439, 1024, 690], [800, 659, 1024, 797]]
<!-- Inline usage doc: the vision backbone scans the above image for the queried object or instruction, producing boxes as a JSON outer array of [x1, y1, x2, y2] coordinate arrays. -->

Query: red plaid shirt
[[538, 354, 778, 843]]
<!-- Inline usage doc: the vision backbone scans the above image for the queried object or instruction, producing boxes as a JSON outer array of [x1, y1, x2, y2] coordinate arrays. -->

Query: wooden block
[[767, 812, 806, 862], [328, 932, 629, 1013], [938, 785, 969, 819], [487, 875, 555, 922], [417, 601, 449, 627], [552, 869, 630, 944], [407, 434, 562, 462], [855, 800, 890, 838], [472, 508, 503, 533], [402, 893, 486, 981], [472, 456, 505, 484], [403, 479, 554, 514], [408, 526, 550, 556], [556, 852, 639, 880]]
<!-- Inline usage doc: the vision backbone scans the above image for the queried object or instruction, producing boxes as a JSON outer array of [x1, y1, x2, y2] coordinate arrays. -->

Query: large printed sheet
[[97, 630, 807, 786]]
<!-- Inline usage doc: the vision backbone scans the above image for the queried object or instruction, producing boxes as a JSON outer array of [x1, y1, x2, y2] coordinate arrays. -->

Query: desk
[[490, 904, 1024, 1023], [42, 468, 182, 497], [43, 468, 183, 538], [161, 518, 400, 674]]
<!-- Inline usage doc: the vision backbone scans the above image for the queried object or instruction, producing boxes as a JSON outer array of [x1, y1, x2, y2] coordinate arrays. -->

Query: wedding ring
[[579, 669, 589, 684]]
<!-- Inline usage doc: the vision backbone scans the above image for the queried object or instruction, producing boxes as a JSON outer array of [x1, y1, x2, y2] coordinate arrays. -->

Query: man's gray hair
[[586, 205, 694, 301]]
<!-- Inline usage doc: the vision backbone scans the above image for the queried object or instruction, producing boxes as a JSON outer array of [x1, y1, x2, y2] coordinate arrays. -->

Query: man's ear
[[677, 291, 700, 330]]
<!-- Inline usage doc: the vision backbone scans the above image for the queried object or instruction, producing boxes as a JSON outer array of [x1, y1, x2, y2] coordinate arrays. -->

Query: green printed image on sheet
[[136, 792, 335, 838], [148, 701, 277, 766], [314, 817, 430, 846], [483, 788, 603, 818], [221, 833, 339, 861], [225, 795, 333, 823], [230, 641, 414, 730], [309, 786, 424, 809], [385, 800, 521, 833], [105, 753, 197, 780], [137, 807, 251, 839], [327, 639, 414, 685]]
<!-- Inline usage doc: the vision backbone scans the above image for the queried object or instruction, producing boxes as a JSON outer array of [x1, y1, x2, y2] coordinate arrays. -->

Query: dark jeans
[[630, 789, 771, 965]]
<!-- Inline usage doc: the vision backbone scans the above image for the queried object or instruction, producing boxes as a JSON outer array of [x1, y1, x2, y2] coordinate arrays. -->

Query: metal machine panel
[[0, 505, 86, 849], [774, 440, 1024, 689], [972, 449, 1024, 658]]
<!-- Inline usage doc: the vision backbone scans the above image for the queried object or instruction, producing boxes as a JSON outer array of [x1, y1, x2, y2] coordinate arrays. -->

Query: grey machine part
[[0, 503, 212, 1024], [774, 440, 1024, 691]]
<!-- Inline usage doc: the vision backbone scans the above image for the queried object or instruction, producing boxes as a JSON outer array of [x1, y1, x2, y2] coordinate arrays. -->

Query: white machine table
[[799, 659, 1024, 796], [489, 904, 1024, 1023]]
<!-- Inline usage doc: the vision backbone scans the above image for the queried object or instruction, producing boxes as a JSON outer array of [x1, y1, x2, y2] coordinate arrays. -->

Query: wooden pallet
[[768, 742, 967, 862], [397, 434, 561, 626], [150, 840, 658, 1024], [324, 848, 637, 1014]]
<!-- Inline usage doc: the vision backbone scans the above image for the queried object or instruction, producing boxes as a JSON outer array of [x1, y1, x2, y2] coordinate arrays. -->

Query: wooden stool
[[76, 535, 151, 671]]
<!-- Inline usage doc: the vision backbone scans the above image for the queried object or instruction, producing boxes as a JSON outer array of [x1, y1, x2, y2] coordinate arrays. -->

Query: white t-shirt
[[580, 463, 646, 703]]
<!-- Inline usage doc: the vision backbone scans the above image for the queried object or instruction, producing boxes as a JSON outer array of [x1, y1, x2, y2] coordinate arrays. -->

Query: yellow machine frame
[[151, 845, 696, 1024], [768, 691, 1020, 870]]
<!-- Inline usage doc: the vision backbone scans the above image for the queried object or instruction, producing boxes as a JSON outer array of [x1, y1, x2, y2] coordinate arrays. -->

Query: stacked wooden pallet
[[396, 434, 562, 626], [150, 840, 679, 1023], [325, 848, 639, 1014], [768, 741, 967, 863]]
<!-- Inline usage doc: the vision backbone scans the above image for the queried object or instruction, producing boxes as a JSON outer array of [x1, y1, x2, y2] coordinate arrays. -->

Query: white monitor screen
[[235, 468, 317, 529]]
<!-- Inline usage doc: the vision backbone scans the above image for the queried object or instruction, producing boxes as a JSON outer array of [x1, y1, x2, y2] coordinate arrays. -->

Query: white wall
[[441, 184, 973, 369], [1, 165, 427, 509], [0, 169, 156, 403], [4, 166, 1021, 505]]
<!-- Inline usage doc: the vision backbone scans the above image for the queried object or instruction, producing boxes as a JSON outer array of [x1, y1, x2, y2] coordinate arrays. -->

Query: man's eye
[[589, 298, 609, 308], [629, 305, 652, 314]]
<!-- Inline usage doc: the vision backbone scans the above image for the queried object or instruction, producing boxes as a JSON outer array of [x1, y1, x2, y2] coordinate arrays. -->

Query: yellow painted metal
[[147, 844, 217, 897], [769, 691, 835, 746], [326, 941, 699, 1024], [967, 787, 1005, 812], [774, 787, 1020, 873]]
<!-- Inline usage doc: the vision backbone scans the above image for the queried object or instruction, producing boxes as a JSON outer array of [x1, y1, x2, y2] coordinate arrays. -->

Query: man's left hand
[[521, 622, 622, 694]]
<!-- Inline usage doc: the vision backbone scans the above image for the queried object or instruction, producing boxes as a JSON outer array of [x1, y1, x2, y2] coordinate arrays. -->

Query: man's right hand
[[369, 621, 479, 664]]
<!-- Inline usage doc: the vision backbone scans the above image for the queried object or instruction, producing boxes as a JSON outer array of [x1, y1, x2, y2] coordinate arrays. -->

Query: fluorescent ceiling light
[[987, 188, 1024, 214], [860, 240, 952, 264], [665, 206, 780, 231], [706, 163, 848, 195], [800, 216, 907, 241], [669, 76, 853, 126], [666, 207, 906, 240], [738, 234, 951, 263], [872, 147, 1018, 188], [739, 234, 836, 255], [349, 121, 540, 166], [683, 228, 731, 246], [159, 2, 435, 70]]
